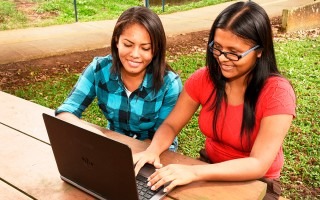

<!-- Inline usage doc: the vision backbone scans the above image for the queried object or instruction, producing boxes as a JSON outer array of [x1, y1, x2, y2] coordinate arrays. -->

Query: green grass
[[169, 53, 206, 157], [6, 36, 320, 199], [0, 0, 231, 30], [0, 1, 27, 30], [275, 37, 320, 199]]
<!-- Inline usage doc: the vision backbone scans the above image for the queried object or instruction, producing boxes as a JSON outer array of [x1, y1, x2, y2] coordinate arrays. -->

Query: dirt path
[[0, 30, 209, 91]]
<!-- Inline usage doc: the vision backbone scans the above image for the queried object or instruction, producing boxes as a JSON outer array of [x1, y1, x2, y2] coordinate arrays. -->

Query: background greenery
[[0, 0, 230, 30], [275, 38, 320, 198], [1, 0, 319, 199]]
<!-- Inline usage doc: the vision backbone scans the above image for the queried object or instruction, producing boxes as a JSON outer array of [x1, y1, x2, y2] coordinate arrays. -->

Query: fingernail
[[163, 188, 167, 193], [151, 186, 155, 190], [147, 182, 151, 186]]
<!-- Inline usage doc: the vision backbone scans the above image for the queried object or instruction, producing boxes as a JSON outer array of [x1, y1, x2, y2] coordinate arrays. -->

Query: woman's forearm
[[146, 122, 179, 156], [193, 157, 267, 182]]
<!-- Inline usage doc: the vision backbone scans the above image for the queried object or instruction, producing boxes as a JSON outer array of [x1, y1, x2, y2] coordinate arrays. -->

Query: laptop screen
[[42, 113, 167, 200]]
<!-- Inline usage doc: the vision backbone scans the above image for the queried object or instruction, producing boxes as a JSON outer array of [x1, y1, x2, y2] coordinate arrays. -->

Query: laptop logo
[[81, 156, 94, 168]]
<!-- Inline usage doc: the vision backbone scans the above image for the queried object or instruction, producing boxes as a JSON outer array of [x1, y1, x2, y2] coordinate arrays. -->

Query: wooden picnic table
[[0, 91, 267, 199]]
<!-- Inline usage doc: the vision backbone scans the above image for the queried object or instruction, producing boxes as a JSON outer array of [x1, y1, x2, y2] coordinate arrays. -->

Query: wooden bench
[[0, 180, 33, 200], [0, 91, 267, 199]]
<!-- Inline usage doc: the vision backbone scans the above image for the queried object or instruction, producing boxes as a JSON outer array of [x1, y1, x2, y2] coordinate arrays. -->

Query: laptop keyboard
[[136, 174, 162, 200]]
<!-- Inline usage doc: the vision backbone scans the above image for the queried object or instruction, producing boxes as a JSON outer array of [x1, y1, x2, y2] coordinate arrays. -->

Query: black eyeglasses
[[208, 41, 260, 61]]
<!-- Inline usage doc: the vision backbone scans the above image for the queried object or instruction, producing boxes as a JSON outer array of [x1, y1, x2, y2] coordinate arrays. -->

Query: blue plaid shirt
[[56, 55, 182, 143]]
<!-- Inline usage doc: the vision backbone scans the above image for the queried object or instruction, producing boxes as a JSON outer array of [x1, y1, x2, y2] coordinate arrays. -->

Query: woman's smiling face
[[213, 28, 261, 83], [117, 23, 153, 77]]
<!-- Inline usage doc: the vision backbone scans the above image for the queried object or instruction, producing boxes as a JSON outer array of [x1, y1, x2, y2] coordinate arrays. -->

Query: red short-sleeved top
[[185, 67, 296, 178]]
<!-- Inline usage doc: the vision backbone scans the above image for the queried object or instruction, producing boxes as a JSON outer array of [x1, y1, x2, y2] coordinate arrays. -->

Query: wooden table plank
[[0, 124, 95, 199], [0, 180, 33, 200], [167, 180, 266, 200], [0, 91, 53, 143]]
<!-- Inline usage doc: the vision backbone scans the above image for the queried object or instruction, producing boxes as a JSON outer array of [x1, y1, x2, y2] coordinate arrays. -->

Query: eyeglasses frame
[[208, 41, 260, 61]]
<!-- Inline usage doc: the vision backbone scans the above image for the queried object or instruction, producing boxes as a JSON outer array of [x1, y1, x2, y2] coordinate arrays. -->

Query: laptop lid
[[42, 113, 166, 200]]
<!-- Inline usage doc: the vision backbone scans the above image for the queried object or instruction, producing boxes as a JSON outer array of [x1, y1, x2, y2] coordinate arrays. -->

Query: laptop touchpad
[[139, 163, 156, 177]]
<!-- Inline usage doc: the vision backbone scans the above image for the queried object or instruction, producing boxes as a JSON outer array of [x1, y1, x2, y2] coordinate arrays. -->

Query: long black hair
[[110, 6, 172, 92], [205, 1, 280, 149]]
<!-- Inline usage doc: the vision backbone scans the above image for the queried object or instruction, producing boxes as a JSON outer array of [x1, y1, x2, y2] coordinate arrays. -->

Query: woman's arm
[[197, 114, 293, 180], [148, 114, 294, 192], [133, 89, 200, 174]]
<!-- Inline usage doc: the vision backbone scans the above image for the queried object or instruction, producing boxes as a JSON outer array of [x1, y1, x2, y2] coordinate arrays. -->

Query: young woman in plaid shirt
[[56, 6, 182, 151]]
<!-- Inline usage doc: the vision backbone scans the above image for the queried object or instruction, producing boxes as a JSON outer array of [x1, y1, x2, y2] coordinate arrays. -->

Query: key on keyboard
[[136, 174, 162, 200]]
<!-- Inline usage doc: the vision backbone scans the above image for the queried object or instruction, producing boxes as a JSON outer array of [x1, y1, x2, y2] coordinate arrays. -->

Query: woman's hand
[[133, 151, 163, 176], [147, 164, 197, 192]]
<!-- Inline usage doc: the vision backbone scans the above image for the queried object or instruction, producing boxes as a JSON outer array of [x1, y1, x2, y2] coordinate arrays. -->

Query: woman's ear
[[257, 49, 263, 58]]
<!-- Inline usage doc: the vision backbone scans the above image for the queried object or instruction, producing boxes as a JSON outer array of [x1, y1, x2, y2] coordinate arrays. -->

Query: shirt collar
[[110, 70, 153, 90]]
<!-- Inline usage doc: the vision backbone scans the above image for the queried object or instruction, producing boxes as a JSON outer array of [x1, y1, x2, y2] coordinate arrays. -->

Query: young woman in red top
[[134, 1, 296, 199]]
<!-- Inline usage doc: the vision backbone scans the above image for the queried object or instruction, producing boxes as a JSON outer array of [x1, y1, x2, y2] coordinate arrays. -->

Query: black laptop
[[42, 113, 167, 200]]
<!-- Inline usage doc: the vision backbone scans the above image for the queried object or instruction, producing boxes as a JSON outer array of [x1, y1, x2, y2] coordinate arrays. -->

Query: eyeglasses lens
[[212, 48, 239, 61]]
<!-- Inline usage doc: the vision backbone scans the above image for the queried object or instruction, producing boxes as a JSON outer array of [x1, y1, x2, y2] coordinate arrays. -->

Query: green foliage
[[275, 37, 320, 198], [13, 73, 79, 109], [0, 1, 27, 30], [0, 0, 231, 30], [11, 72, 106, 127], [151, 0, 231, 14], [169, 53, 205, 83], [169, 53, 206, 157]]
